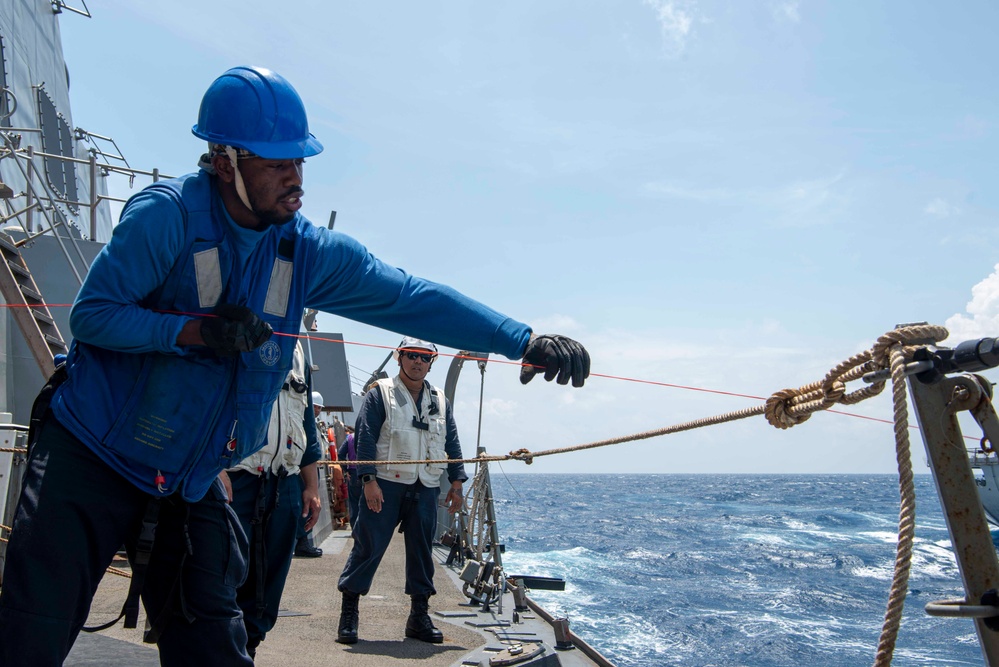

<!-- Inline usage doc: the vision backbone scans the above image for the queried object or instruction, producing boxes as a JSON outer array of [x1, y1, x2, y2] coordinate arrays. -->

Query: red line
[[14, 302, 974, 439]]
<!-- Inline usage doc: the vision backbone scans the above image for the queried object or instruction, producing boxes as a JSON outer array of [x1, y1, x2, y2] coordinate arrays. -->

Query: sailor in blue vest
[[336, 338, 465, 645], [225, 340, 322, 658], [0, 65, 589, 667]]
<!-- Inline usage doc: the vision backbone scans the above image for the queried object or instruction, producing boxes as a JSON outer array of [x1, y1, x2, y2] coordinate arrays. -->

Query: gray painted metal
[[908, 373, 999, 664], [438, 351, 490, 540], [0, 232, 67, 379], [4, 233, 100, 422], [301, 331, 354, 412]]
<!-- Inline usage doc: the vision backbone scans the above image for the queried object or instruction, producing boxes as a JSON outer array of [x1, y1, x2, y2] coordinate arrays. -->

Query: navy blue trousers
[[0, 415, 253, 667], [229, 469, 301, 648], [344, 469, 361, 529], [338, 479, 439, 597]]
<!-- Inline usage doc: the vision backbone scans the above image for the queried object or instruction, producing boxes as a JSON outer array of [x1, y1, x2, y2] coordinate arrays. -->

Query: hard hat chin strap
[[224, 146, 255, 213]]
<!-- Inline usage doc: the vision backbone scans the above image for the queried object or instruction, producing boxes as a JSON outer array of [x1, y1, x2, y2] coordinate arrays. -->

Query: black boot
[[294, 536, 323, 558], [405, 594, 444, 643], [336, 590, 360, 644]]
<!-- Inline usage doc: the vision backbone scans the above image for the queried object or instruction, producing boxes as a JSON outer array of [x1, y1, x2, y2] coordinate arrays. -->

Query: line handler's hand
[[200, 304, 272, 356], [519, 334, 590, 388]]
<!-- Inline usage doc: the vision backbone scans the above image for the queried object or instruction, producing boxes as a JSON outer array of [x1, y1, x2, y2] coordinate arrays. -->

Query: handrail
[[1, 136, 87, 285], [51, 0, 91, 18], [0, 128, 172, 243]]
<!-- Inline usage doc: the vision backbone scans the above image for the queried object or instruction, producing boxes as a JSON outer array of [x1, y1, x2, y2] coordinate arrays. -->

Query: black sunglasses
[[402, 351, 435, 363]]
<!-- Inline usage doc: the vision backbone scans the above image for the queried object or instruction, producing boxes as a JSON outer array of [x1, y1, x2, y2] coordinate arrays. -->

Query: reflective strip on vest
[[193, 247, 223, 308], [263, 258, 293, 317]]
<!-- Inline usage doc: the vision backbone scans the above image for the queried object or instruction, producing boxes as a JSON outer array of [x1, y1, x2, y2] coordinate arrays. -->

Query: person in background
[[0, 65, 588, 666], [225, 341, 322, 657], [332, 414, 346, 458], [336, 338, 464, 645], [292, 391, 326, 558], [337, 425, 359, 530]]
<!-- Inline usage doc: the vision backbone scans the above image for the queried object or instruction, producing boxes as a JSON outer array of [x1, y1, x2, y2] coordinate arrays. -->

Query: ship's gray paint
[[0, 0, 114, 243], [301, 331, 354, 414], [5, 232, 99, 422]]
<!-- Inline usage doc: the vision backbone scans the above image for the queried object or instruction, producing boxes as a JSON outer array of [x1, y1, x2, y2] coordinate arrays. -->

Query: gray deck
[[69, 529, 600, 666]]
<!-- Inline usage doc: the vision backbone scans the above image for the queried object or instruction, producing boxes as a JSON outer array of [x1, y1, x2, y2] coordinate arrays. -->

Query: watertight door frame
[[908, 373, 999, 665]]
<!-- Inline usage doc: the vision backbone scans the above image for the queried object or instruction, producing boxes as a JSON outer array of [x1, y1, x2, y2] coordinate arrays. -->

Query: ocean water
[[492, 474, 985, 667]]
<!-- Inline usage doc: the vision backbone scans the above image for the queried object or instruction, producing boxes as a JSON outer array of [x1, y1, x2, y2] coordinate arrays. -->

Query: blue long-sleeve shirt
[[69, 183, 533, 361], [56, 171, 528, 499]]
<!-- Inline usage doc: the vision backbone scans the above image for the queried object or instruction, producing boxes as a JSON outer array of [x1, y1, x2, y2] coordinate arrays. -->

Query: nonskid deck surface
[[69, 530, 487, 667]]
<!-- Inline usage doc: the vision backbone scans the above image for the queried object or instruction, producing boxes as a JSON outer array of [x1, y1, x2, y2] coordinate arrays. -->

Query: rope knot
[[871, 324, 949, 369], [823, 379, 846, 404], [764, 388, 812, 430], [508, 448, 535, 465]]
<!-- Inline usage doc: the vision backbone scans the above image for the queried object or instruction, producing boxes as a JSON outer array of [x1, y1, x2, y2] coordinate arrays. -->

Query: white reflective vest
[[231, 342, 309, 476], [374, 376, 447, 486]]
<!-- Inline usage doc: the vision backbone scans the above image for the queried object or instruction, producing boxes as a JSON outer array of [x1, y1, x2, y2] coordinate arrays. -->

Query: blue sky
[[57, 1, 999, 474]]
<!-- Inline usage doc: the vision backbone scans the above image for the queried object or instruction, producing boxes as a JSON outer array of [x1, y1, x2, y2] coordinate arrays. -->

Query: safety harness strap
[[251, 471, 282, 618], [27, 362, 68, 457], [144, 504, 195, 644], [81, 497, 162, 634], [124, 498, 161, 628]]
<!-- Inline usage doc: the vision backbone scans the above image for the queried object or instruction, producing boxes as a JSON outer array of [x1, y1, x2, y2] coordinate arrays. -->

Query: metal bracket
[[926, 590, 999, 631], [968, 376, 999, 453]]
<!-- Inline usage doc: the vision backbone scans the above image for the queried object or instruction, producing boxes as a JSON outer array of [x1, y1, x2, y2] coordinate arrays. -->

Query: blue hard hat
[[192, 66, 323, 159]]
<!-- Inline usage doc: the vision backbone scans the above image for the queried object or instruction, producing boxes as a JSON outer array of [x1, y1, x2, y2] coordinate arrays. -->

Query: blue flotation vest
[[52, 171, 306, 501]]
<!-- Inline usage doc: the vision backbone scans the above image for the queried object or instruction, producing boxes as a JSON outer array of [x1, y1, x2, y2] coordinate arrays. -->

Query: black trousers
[[0, 415, 253, 667], [229, 469, 302, 647]]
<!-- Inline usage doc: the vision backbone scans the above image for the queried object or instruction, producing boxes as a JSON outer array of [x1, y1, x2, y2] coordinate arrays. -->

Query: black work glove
[[519, 334, 590, 388], [200, 304, 273, 357]]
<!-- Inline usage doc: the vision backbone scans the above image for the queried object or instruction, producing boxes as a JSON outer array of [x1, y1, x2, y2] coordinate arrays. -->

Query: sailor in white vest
[[226, 340, 323, 658], [336, 337, 465, 645]]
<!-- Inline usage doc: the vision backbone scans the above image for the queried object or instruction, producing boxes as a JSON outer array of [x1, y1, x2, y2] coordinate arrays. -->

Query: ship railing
[[0, 126, 171, 284], [968, 449, 999, 469], [51, 0, 92, 18], [0, 130, 88, 285]]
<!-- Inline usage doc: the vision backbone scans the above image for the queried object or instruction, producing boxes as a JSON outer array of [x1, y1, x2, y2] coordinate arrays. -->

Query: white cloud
[[481, 397, 519, 417], [644, 182, 734, 202], [945, 263, 999, 343], [955, 114, 990, 140], [644, 172, 846, 223], [643, 0, 696, 55], [771, 1, 801, 23], [532, 314, 584, 334], [775, 173, 843, 217], [925, 198, 961, 218]]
